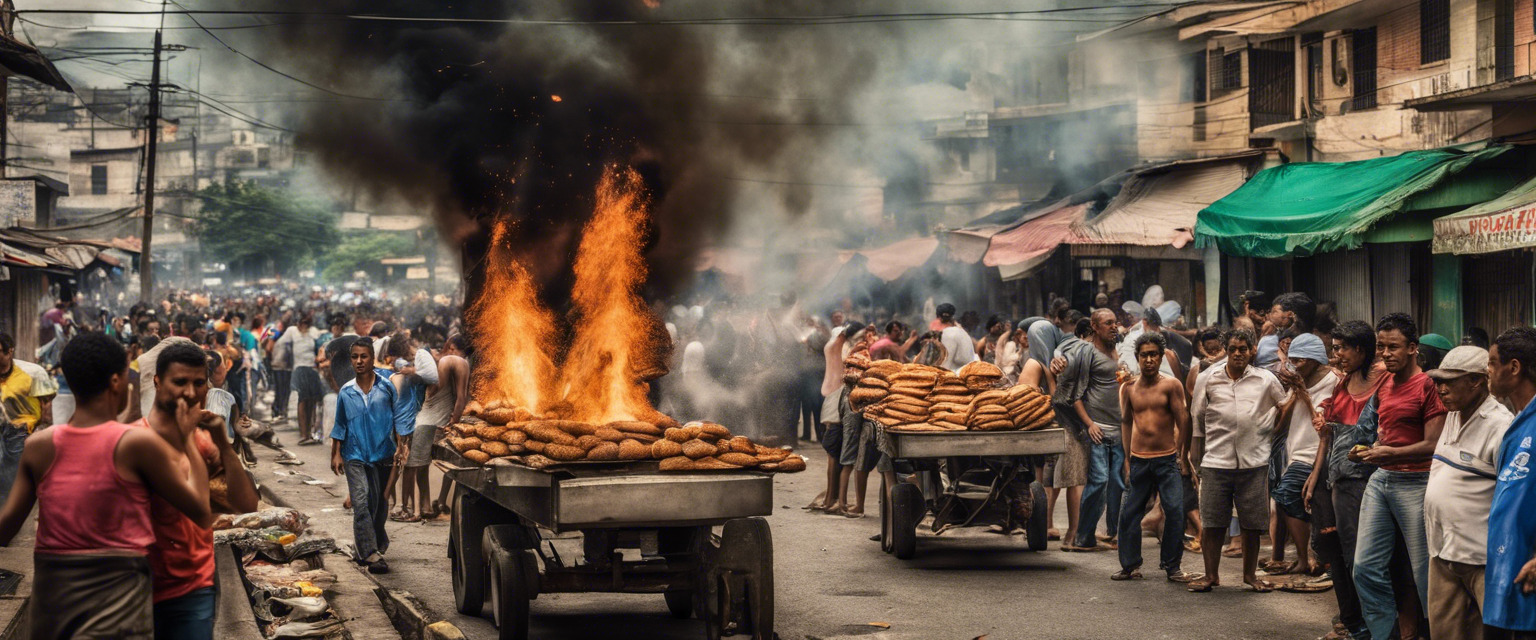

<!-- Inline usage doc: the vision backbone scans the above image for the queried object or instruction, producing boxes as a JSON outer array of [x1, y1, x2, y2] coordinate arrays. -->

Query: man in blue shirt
[[329, 337, 412, 574], [1485, 327, 1536, 640]]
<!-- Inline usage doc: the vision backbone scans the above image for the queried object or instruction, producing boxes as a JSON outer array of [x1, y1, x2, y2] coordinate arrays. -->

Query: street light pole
[[140, 28, 162, 303]]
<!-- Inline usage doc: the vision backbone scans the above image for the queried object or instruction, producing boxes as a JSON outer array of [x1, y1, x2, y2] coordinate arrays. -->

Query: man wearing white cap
[[1423, 345, 1513, 640], [1271, 332, 1336, 576]]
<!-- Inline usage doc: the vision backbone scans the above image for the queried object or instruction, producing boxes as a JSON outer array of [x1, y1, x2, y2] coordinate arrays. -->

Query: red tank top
[[135, 419, 216, 602], [35, 422, 156, 555]]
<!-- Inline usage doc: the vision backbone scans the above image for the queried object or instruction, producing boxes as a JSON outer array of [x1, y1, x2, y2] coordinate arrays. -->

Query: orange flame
[[467, 219, 557, 411], [557, 167, 659, 423], [467, 166, 665, 424]]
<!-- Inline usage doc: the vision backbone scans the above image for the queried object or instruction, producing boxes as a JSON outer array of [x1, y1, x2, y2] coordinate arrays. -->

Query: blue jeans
[[345, 460, 391, 562], [0, 425, 28, 506], [1118, 454, 1184, 575], [153, 586, 215, 640], [1353, 470, 1429, 640], [1076, 437, 1126, 547]]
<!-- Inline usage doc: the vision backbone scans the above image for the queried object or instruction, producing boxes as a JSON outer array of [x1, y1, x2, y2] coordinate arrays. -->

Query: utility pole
[[0, 0, 16, 178], [140, 28, 162, 302]]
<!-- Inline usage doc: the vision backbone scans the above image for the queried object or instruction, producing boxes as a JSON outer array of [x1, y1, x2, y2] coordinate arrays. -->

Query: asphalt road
[[256, 424, 1338, 640]]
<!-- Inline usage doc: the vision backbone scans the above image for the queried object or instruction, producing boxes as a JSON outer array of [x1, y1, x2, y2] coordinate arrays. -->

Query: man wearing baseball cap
[[1424, 345, 1514, 640]]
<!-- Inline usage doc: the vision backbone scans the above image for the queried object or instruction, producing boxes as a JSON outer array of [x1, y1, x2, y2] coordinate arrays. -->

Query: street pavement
[[256, 424, 1338, 640]]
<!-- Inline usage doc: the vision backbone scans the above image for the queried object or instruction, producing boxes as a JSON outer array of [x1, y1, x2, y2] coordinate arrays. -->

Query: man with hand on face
[[1113, 332, 1199, 583], [138, 343, 258, 640], [1421, 346, 1512, 640], [330, 337, 414, 574], [1484, 327, 1536, 640], [1060, 308, 1126, 552]]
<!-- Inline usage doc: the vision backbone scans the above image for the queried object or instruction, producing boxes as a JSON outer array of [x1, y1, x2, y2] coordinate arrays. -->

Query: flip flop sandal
[[1280, 580, 1335, 593], [1111, 569, 1143, 581], [1167, 571, 1203, 583], [1047, 530, 1062, 541], [1246, 580, 1277, 593], [388, 510, 419, 523], [843, 510, 867, 519], [1221, 548, 1243, 558], [1187, 580, 1216, 593]]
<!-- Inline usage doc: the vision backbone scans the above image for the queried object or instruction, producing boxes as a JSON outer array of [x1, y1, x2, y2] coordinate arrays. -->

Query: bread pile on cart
[[443, 400, 806, 472], [849, 359, 1056, 432]]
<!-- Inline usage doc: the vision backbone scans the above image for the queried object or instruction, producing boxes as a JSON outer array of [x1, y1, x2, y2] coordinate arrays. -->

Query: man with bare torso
[[1113, 333, 1198, 582]]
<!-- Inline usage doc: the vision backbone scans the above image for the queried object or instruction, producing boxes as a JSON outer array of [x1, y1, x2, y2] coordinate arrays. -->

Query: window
[[90, 164, 107, 195], [1193, 105, 1208, 142], [1187, 50, 1208, 103], [1351, 28, 1378, 110], [1420, 0, 1450, 63], [1496, 0, 1515, 81], [1222, 51, 1243, 90], [1250, 37, 1297, 129]]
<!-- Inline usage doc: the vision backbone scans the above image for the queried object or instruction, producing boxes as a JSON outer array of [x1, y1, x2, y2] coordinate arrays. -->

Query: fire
[[558, 167, 659, 423], [468, 166, 666, 425], [466, 219, 557, 411]]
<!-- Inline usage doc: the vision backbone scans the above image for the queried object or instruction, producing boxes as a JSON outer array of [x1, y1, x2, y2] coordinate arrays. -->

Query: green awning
[[1195, 145, 1512, 258]]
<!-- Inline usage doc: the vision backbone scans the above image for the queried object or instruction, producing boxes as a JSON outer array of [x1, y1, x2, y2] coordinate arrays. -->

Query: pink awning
[[858, 236, 940, 281], [982, 203, 1091, 267]]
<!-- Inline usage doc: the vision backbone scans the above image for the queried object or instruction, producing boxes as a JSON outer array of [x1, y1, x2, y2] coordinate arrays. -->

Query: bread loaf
[[585, 441, 620, 461]]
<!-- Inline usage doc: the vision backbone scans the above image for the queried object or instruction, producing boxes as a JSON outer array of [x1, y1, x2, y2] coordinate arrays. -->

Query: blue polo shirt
[[1486, 397, 1536, 631], [330, 368, 414, 464]]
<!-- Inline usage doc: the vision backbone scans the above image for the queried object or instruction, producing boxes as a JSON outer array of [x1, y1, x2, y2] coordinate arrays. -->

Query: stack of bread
[[842, 351, 872, 386], [1003, 384, 1055, 431], [958, 360, 1004, 391], [869, 366, 945, 428], [444, 414, 805, 473], [925, 371, 973, 429], [848, 359, 900, 411]]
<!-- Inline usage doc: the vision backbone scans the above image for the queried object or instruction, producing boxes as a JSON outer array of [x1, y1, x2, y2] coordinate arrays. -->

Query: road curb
[[256, 452, 467, 640]]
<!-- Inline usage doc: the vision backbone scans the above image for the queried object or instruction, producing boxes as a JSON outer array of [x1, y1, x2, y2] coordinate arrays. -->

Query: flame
[[557, 166, 659, 423], [467, 166, 665, 425], [467, 219, 557, 411]]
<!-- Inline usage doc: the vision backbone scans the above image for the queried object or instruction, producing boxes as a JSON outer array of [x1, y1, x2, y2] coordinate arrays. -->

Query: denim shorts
[[1271, 461, 1313, 521]]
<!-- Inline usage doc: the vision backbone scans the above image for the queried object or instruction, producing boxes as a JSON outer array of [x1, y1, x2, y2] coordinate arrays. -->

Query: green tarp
[[1195, 145, 1511, 258]]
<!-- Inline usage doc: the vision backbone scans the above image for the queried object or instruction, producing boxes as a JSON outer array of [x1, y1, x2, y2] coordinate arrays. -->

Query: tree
[[321, 231, 414, 282], [192, 181, 338, 277]]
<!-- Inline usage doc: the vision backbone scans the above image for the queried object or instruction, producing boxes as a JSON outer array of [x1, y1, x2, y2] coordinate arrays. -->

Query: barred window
[[1221, 51, 1243, 90], [1420, 0, 1450, 63]]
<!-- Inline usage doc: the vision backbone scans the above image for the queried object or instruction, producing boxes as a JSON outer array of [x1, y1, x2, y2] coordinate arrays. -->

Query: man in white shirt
[[935, 303, 976, 372], [1423, 345, 1514, 640], [1188, 328, 1289, 593], [1270, 332, 1337, 576]]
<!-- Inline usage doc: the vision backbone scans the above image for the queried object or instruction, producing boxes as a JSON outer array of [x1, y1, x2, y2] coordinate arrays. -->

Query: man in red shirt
[[141, 342, 259, 639], [1352, 313, 1447, 640]]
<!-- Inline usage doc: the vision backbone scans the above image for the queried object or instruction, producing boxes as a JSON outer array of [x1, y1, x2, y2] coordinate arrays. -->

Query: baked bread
[[651, 439, 684, 458], [682, 439, 718, 459], [606, 421, 663, 436], [463, 450, 491, 464], [618, 439, 649, 460], [585, 441, 620, 461]]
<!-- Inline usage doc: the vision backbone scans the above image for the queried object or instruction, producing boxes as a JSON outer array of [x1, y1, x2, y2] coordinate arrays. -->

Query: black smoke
[[269, 0, 875, 306]]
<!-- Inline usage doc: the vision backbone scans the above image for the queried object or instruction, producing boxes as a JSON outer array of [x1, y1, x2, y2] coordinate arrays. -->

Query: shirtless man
[[1113, 333, 1198, 582]]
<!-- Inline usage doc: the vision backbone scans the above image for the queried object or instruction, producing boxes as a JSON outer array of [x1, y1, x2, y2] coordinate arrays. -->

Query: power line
[[164, 0, 394, 102]]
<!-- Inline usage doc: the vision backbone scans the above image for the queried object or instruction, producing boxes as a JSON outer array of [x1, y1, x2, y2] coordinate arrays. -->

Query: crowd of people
[[3, 280, 1536, 639], [0, 287, 468, 638], [797, 288, 1536, 640]]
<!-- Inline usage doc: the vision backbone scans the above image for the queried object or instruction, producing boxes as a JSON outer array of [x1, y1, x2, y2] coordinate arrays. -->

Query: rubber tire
[[1026, 480, 1049, 552], [451, 489, 488, 616], [890, 482, 921, 560], [486, 540, 530, 640], [879, 485, 894, 554]]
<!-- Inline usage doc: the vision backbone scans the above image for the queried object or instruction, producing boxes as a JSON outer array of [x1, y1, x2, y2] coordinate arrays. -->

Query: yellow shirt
[[1, 364, 43, 433]]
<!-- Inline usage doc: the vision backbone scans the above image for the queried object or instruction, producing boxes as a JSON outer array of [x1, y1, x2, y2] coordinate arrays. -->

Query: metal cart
[[434, 445, 776, 640], [878, 427, 1069, 560]]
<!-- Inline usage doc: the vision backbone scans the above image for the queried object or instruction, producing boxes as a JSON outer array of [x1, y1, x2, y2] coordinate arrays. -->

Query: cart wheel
[[879, 485, 894, 554], [485, 538, 530, 640], [891, 482, 921, 560], [664, 589, 694, 619], [1026, 480, 1049, 552], [711, 518, 775, 640], [451, 488, 488, 616]]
